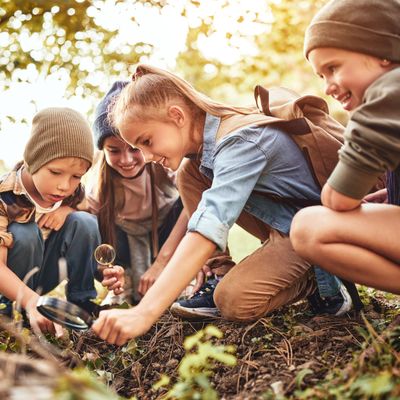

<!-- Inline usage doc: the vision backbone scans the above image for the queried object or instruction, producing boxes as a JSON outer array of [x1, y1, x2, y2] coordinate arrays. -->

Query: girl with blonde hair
[[92, 65, 342, 345]]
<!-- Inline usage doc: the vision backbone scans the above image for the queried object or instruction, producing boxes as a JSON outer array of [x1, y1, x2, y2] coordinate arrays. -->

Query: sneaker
[[308, 282, 352, 316], [100, 291, 126, 307], [170, 278, 220, 319]]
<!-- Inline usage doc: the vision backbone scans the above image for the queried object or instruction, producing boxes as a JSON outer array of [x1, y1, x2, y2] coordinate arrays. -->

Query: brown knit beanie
[[24, 107, 94, 174], [304, 0, 400, 62]]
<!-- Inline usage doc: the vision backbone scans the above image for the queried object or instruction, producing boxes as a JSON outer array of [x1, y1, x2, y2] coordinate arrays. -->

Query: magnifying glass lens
[[37, 297, 93, 331], [94, 244, 116, 265]]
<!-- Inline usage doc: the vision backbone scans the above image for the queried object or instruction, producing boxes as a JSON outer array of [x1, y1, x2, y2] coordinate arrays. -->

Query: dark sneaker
[[170, 278, 220, 319], [0, 297, 13, 318], [308, 282, 352, 316]]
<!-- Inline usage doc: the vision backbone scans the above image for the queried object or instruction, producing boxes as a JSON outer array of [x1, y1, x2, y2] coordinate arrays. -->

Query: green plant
[[54, 367, 129, 400], [154, 325, 237, 400]]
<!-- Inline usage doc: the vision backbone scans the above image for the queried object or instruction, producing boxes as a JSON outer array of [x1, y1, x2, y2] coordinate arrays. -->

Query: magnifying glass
[[36, 244, 116, 331], [94, 243, 116, 271], [37, 296, 94, 331]]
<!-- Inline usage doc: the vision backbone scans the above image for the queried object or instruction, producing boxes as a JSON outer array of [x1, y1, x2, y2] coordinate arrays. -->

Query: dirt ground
[[0, 292, 399, 399], [69, 292, 400, 399]]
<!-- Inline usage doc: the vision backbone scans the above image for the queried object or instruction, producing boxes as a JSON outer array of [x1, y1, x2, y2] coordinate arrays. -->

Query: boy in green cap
[[291, 0, 400, 294]]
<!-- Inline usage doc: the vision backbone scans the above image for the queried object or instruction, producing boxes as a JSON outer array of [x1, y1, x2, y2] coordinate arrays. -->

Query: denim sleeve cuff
[[187, 207, 230, 252], [328, 161, 381, 200]]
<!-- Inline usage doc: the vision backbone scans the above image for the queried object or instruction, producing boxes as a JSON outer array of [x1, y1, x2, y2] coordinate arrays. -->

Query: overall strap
[[148, 163, 159, 259]]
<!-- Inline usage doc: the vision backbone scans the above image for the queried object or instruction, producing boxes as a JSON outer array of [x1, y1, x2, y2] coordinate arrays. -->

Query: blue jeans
[[314, 266, 341, 298], [5, 211, 100, 304]]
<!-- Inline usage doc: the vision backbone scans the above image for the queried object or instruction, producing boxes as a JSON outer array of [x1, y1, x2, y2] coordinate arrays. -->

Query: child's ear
[[167, 105, 185, 127]]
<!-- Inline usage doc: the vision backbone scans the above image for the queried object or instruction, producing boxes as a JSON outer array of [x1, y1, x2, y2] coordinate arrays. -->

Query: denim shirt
[[187, 113, 321, 251]]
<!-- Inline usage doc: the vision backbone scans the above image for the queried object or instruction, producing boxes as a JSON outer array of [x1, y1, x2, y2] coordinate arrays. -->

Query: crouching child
[[0, 107, 124, 335]]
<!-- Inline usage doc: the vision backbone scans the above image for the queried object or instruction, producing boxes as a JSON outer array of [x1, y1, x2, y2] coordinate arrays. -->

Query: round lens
[[37, 297, 93, 331], [94, 244, 116, 266]]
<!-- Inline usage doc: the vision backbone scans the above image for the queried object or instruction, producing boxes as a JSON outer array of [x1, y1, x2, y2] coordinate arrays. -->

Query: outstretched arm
[[0, 246, 63, 336], [92, 232, 216, 345]]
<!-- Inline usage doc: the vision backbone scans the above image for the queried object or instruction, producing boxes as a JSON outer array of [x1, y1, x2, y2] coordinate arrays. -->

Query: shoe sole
[[170, 303, 220, 319]]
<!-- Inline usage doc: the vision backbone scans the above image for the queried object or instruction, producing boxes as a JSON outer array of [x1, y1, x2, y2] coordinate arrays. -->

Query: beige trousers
[[177, 159, 315, 321]]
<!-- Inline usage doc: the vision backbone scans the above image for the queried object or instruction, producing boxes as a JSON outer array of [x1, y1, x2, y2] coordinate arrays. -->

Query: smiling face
[[23, 157, 90, 207], [120, 119, 186, 171], [309, 47, 390, 111], [103, 136, 145, 178], [118, 105, 201, 172]]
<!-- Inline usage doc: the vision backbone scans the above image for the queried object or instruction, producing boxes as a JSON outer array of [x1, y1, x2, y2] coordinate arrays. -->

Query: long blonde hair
[[109, 64, 255, 132]]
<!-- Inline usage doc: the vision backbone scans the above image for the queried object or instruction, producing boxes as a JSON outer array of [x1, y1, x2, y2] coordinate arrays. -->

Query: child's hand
[[26, 305, 64, 338], [38, 206, 74, 231], [101, 266, 125, 295], [92, 307, 152, 345], [363, 188, 387, 204], [138, 261, 164, 296], [192, 264, 213, 294]]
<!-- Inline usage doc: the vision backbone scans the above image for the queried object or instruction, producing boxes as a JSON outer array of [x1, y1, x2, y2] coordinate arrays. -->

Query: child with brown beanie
[[291, 0, 400, 294], [0, 107, 124, 335]]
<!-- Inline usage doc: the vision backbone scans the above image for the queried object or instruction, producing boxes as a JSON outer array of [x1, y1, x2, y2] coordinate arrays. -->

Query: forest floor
[[0, 288, 399, 399]]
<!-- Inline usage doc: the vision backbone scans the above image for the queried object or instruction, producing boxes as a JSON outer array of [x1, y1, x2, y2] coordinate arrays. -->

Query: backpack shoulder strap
[[216, 112, 279, 142], [255, 85, 344, 188], [256, 85, 329, 117], [216, 111, 311, 143]]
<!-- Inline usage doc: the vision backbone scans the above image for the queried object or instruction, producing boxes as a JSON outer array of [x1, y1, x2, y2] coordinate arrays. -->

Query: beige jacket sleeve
[[0, 203, 13, 248]]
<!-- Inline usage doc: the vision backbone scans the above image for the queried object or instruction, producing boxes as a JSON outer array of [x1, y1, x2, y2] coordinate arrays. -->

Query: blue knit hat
[[93, 80, 129, 149]]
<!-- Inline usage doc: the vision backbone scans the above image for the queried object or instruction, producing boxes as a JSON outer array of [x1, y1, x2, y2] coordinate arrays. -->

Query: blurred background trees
[[1, 0, 344, 169]]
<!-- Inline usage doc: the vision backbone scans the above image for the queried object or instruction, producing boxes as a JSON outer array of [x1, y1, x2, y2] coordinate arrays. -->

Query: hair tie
[[132, 66, 147, 81]]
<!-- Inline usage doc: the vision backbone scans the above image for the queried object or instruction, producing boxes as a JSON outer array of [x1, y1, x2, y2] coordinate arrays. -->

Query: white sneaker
[[100, 291, 125, 306], [334, 282, 353, 316]]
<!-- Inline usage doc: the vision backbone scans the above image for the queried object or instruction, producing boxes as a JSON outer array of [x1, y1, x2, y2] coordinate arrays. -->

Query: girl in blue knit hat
[[291, 0, 400, 294], [86, 81, 187, 303]]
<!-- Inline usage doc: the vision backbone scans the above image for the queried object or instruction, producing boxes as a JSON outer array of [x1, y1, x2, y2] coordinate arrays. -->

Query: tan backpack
[[217, 88, 365, 310], [216, 86, 344, 189]]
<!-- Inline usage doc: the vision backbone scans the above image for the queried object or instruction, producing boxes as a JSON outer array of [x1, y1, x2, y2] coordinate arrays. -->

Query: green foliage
[[292, 313, 400, 400], [54, 367, 127, 400], [0, 327, 30, 353], [350, 372, 395, 398], [176, 0, 332, 102], [0, 0, 146, 97], [2, 0, 335, 103], [295, 368, 313, 389], [154, 325, 236, 400]]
